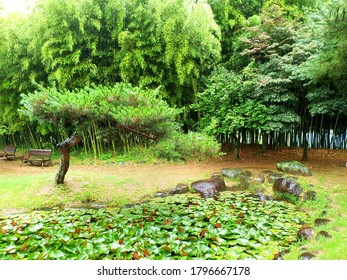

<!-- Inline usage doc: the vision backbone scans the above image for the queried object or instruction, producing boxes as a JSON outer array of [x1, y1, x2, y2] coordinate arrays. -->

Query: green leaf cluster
[[194, 66, 269, 135], [1, 0, 346, 152], [20, 83, 179, 139], [0, 192, 307, 260], [0, 0, 221, 137], [152, 131, 221, 161]]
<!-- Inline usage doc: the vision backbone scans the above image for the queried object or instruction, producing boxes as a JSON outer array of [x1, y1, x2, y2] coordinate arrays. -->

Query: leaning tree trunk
[[55, 133, 82, 185]]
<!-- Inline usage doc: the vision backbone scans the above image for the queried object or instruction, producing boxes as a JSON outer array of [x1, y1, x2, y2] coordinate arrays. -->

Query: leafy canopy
[[194, 66, 269, 136], [20, 83, 179, 139]]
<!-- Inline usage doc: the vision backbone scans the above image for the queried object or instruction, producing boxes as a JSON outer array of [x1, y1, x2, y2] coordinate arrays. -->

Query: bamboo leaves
[[116, 0, 221, 106]]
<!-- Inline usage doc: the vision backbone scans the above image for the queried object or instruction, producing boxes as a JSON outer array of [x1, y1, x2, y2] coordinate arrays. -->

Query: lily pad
[[0, 192, 308, 260]]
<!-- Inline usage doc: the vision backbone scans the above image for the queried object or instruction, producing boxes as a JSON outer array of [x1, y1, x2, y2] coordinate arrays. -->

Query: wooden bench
[[0, 146, 16, 160], [21, 149, 52, 167]]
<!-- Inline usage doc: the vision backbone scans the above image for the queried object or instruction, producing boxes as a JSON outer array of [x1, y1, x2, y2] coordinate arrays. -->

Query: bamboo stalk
[[88, 128, 97, 160]]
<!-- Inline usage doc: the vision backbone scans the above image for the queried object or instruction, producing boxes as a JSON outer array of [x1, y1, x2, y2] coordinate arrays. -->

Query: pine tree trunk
[[55, 133, 82, 185]]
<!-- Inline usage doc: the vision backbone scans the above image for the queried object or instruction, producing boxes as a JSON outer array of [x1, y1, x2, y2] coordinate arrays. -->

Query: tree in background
[[20, 83, 179, 184], [299, 0, 347, 139], [1, 0, 346, 157], [194, 0, 341, 160], [218, 2, 302, 153], [193, 66, 269, 158], [207, 0, 264, 69], [118, 0, 221, 125], [0, 0, 221, 143]]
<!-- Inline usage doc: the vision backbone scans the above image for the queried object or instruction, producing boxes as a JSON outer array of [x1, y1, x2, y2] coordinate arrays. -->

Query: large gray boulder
[[277, 160, 312, 176], [239, 170, 253, 188], [191, 178, 226, 198], [273, 178, 303, 197]]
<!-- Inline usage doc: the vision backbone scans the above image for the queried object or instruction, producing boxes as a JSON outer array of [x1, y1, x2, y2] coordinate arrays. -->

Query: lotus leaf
[[0, 191, 307, 260]]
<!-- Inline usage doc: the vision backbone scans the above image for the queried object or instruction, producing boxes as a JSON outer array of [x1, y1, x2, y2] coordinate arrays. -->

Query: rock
[[303, 190, 317, 201], [155, 192, 167, 198], [89, 203, 106, 209], [268, 172, 286, 183], [314, 218, 331, 227], [239, 171, 252, 188], [297, 226, 315, 240], [191, 178, 226, 198], [299, 252, 315, 260], [277, 160, 312, 176], [320, 210, 328, 217], [220, 168, 244, 179], [249, 193, 272, 202], [273, 253, 283, 260], [273, 249, 290, 260], [326, 197, 334, 206], [169, 183, 189, 195], [210, 172, 224, 180], [250, 173, 265, 186], [273, 178, 303, 197], [317, 231, 332, 239], [122, 203, 137, 208], [239, 171, 265, 188]]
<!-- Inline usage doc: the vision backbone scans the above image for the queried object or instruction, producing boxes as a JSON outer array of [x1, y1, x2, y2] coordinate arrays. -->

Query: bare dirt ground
[[1, 145, 346, 189]]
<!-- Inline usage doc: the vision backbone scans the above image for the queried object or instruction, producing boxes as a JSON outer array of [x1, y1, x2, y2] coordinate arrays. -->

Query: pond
[[0, 191, 307, 260]]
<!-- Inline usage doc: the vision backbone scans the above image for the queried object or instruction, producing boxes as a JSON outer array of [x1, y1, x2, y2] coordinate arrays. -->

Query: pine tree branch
[[118, 124, 158, 142]]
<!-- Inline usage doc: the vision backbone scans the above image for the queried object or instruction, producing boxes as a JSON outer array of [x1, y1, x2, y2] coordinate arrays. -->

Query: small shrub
[[152, 131, 221, 161]]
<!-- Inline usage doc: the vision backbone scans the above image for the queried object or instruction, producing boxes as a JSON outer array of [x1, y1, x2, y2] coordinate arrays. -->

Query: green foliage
[[20, 83, 179, 139], [0, 13, 44, 135], [152, 131, 221, 161], [194, 66, 269, 135], [34, 0, 103, 89], [297, 0, 347, 117], [237, 3, 308, 133], [0, 0, 221, 142], [0, 192, 307, 260], [0, 0, 346, 151], [300, 0, 347, 83], [207, 0, 262, 67], [274, 192, 301, 205], [118, 0, 221, 106]]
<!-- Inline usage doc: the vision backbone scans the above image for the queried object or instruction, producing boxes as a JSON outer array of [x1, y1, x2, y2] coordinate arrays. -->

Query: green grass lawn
[[284, 181, 347, 260], [0, 169, 152, 211], [0, 173, 55, 210]]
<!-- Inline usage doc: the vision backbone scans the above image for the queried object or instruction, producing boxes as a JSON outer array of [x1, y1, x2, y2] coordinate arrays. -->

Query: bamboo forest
[[0, 0, 346, 158]]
